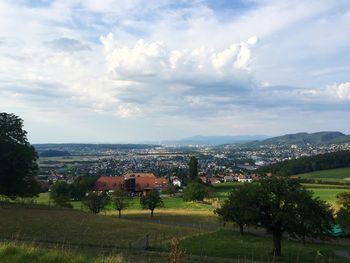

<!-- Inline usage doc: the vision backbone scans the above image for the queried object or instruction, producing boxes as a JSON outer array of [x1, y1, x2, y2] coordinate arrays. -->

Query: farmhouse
[[94, 172, 169, 194]]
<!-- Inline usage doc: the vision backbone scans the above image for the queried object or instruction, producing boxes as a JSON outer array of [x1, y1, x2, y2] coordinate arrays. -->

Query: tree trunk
[[272, 230, 282, 257], [239, 224, 244, 235], [118, 209, 121, 218], [151, 209, 154, 217]]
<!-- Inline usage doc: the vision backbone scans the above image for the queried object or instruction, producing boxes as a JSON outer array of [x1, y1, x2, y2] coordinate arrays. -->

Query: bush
[[183, 181, 209, 202], [84, 191, 109, 214]]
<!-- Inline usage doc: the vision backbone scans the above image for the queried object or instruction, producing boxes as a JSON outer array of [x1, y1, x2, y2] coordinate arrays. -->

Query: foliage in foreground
[[336, 191, 350, 231], [0, 112, 40, 198]]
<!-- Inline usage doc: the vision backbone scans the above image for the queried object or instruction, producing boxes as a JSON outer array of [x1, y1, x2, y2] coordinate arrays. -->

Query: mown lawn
[[0, 203, 204, 248], [180, 230, 350, 263]]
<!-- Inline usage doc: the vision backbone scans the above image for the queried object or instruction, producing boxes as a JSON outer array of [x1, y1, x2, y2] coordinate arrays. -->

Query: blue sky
[[0, 0, 350, 143]]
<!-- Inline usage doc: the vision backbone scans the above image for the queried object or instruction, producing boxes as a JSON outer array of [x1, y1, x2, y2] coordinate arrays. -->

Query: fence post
[[145, 234, 149, 249]]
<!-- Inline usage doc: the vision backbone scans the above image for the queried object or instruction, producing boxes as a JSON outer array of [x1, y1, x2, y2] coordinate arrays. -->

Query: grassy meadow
[[0, 203, 205, 249], [180, 230, 349, 263]]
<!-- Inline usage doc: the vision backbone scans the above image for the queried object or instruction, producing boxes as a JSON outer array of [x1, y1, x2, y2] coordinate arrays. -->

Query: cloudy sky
[[1, 0, 350, 143]]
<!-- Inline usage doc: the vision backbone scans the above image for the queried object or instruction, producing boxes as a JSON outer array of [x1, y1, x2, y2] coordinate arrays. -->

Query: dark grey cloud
[[46, 38, 91, 52]]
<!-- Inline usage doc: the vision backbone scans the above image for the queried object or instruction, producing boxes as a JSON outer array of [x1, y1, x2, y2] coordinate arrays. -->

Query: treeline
[[38, 150, 71, 157], [257, 150, 350, 176]]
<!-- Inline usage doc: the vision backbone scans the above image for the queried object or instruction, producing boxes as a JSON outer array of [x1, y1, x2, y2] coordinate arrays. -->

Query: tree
[[292, 190, 333, 243], [50, 181, 72, 208], [163, 184, 177, 196], [336, 192, 350, 231], [216, 177, 333, 257], [183, 181, 209, 202], [0, 112, 40, 198], [70, 176, 97, 201], [257, 177, 333, 257], [140, 190, 164, 217], [188, 156, 198, 181], [215, 183, 260, 235], [84, 191, 109, 214], [112, 188, 132, 217]]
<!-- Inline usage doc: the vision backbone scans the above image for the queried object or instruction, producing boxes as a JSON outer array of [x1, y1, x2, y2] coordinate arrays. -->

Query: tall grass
[[0, 243, 126, 263]]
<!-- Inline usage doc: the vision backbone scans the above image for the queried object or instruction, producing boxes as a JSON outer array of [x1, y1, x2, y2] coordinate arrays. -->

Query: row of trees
[[50, 176, 97, 207], [51, 183, 164, 217], [216, 176, 334, 257]]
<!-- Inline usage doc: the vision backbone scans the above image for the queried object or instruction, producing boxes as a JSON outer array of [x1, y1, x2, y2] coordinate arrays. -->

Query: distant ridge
[[247, 131, 350, 146]]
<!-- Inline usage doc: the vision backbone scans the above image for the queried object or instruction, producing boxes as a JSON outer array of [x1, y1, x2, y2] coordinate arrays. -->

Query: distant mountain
[[248, 131, 349, 146], [162, 135, 270, 145]]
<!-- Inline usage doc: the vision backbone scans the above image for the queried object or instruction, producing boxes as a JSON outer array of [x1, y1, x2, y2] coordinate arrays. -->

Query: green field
[[180, 230, 349, 263], [0, 203, 204, 249], [297, 167, 350, 182]]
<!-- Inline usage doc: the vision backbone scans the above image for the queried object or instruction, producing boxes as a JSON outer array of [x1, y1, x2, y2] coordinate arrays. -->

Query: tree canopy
[[84, 191, 110, 214], [188, 156, 198, 181], [0, 112, 39, 198], [183, 180, 209, 202], [140, 190, 164, 217], [215, 183, 260, 235], [216, 177, 333, 257], [112, 188, 132, 217]]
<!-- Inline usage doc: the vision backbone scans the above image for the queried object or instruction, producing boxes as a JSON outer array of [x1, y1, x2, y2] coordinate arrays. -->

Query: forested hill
[[257, 150, 350, 176], [246, 131, 350, 146]]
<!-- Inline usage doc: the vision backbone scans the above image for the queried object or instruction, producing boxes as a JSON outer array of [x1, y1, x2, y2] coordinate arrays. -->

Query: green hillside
[[250, 131, 350, 145]]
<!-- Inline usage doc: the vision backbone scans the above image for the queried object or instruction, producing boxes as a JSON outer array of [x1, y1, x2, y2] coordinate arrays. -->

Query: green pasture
[[0, 203, 203, 248], [297, 167, 350, 182], [180, 230, 350, 263]]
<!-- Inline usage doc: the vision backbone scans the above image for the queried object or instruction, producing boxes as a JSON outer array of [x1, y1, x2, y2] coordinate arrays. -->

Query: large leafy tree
[[0, 112, 39, 198], [215, 183, 260, 235], [257, 177, 333, 257], [216, 177, 333, 257], [140, 190, 164, 217]]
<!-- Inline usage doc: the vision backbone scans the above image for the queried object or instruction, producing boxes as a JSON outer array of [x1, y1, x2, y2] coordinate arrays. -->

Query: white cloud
[[101, 33, 256, 80], [1, 0, 350, 141]]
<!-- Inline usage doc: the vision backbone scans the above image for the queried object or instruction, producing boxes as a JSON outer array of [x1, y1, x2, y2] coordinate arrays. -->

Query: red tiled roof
[[94, 176, 125, 191]]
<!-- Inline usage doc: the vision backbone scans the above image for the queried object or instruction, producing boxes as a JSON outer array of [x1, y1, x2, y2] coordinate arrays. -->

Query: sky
[[0, 0, 350, 143]]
